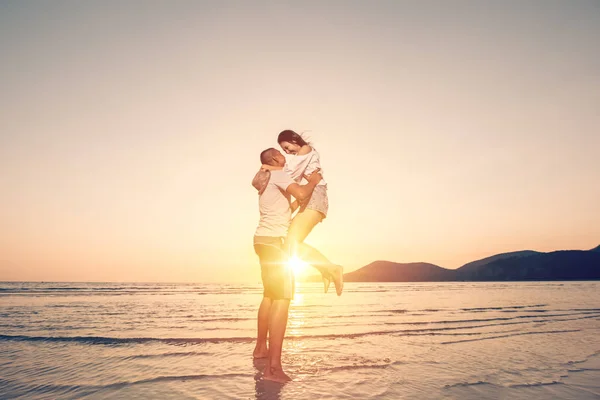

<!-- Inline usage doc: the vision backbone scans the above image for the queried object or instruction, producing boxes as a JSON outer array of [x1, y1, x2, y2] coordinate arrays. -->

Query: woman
[[264, 130, 343, 296]]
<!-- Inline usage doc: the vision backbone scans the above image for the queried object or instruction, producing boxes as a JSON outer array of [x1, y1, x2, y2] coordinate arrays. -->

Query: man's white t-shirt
[[284, 149, 327, 187], [254, 170, 296, 237]]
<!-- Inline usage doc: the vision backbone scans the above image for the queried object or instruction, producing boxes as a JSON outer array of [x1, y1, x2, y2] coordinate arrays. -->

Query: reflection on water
[[253, 358, 284, 400], [0, 281, 599, 399], [288, 292, 308, 337]]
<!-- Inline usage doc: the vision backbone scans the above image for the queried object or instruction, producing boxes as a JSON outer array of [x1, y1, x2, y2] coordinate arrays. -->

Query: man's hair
[[260, 148, 276, 165]]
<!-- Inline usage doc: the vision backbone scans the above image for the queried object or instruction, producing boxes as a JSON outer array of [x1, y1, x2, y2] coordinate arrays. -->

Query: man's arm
[[291, 199, 300, 213], [252, 169, 270, 195], [261, 164, 284, 171], [286, 170, 322, 202]]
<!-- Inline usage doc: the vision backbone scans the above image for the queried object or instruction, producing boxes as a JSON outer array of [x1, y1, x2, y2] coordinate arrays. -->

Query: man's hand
[[287, 168, 322, 202], [261, 164, 283, 171], [291, 199, 300, 213]]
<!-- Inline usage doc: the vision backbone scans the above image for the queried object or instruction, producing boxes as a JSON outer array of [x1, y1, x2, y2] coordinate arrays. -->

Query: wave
[[105, 372, 251, 386], [2, 310, 597, 347], [0, 373, 252, 399], [0, 327, 494, 346], [381, 308, 438, 313], [396, 315, 597, 334], [4, 311, 599, 346], [508, 381, 563, 388], [383, 310, 600, 326], [380, 304, 590, 315], [324, 363, 391, 372], [188, 317, 254, 323], [0, 334, 256, 345], [319, 313, 385, 319], [0, 286, 173, 292], [566, 367, 600, 373], [0, 284, 265, 297], [461, 304, 547, 311], [440, 329, 580, 344], [122, 351, 211, 360], [2, 316, 591, 346], [445, 380, 495, 388], [2, 313, 597, 348]]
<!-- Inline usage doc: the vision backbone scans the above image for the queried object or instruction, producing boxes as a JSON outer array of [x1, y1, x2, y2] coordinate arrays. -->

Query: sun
[[287, 255, 310, 276]]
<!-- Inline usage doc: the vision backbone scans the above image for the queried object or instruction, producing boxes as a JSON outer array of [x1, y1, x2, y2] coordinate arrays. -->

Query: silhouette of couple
[[251, 130, 343, 382]]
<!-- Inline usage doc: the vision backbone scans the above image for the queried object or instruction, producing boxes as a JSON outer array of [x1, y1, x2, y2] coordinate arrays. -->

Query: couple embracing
[[251, 129, 343, 382]]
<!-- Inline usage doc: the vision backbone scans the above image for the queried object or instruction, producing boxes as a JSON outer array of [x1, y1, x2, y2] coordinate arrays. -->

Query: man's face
[[272, 150, 286, 167]]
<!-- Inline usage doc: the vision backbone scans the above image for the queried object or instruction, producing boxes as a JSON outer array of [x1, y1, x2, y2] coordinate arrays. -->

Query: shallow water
[[1, 281, 599, 399]]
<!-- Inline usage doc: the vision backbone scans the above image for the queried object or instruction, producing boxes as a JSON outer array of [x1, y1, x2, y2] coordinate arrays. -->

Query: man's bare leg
[[287, 209, 344, 296], [263, 299, 292, 382], [253, 296, 271, 359]]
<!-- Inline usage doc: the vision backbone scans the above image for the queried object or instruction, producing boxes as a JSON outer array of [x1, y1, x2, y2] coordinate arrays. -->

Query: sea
[[1, 281, 599, 399]]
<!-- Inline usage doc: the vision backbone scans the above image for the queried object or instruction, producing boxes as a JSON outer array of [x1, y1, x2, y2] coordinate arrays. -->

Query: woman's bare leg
[[287, 209, 343, 295], [287, 209, 332, 270]]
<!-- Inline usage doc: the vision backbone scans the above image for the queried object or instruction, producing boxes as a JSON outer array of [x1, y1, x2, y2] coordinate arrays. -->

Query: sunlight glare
[[288, 255, 310, 276]]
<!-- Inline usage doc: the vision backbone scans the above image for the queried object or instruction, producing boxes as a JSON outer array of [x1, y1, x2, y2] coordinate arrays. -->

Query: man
[[251, 147, 322, 383]]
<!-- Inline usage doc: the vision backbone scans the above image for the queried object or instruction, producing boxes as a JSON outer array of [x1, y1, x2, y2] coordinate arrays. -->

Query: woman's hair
[[277, 130, 309, 147]]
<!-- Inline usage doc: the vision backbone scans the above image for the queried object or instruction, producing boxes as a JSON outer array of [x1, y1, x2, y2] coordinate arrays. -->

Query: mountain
[[343, 261, 455, 282], [342, 247, 600, 282], [457, 250, 540, 274], [455, 250, 600, 281]]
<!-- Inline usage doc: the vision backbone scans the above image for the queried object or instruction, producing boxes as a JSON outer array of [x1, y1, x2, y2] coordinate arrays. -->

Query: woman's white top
[[284, 148, 327, 187]]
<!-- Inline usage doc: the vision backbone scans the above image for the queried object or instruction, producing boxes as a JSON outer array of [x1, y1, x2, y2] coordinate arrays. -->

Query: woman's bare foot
[[253, 344, 268, 359], [331, 265, 343, 296], [263, 365, 292, 383], [321, 266, 343, 295], [322, 275, 331, 293]]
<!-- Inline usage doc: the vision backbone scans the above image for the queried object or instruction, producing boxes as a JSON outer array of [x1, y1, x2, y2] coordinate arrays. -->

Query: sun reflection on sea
[[288, 291, 307, 337]]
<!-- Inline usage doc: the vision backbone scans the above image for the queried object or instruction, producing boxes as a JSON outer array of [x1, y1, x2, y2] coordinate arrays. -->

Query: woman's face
[[279, 141, 302, 155]]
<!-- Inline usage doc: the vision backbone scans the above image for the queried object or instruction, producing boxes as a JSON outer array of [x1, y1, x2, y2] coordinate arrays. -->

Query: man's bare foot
[[263, 365, 292, 383], [253, 345, 268, 359]]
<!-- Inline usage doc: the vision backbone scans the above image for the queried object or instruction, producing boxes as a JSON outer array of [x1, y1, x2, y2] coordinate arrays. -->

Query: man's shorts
[[253, 236, 294, 300]]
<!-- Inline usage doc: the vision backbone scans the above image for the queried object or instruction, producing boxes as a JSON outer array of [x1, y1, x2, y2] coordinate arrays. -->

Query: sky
[[1, 1, 599, 283]]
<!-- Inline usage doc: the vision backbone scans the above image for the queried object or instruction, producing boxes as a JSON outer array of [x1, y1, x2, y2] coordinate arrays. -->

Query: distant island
[[304, 245, 600, 282]]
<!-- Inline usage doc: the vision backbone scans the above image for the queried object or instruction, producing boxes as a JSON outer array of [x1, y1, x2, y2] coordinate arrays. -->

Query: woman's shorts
[[303, 185, 328, 219]]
